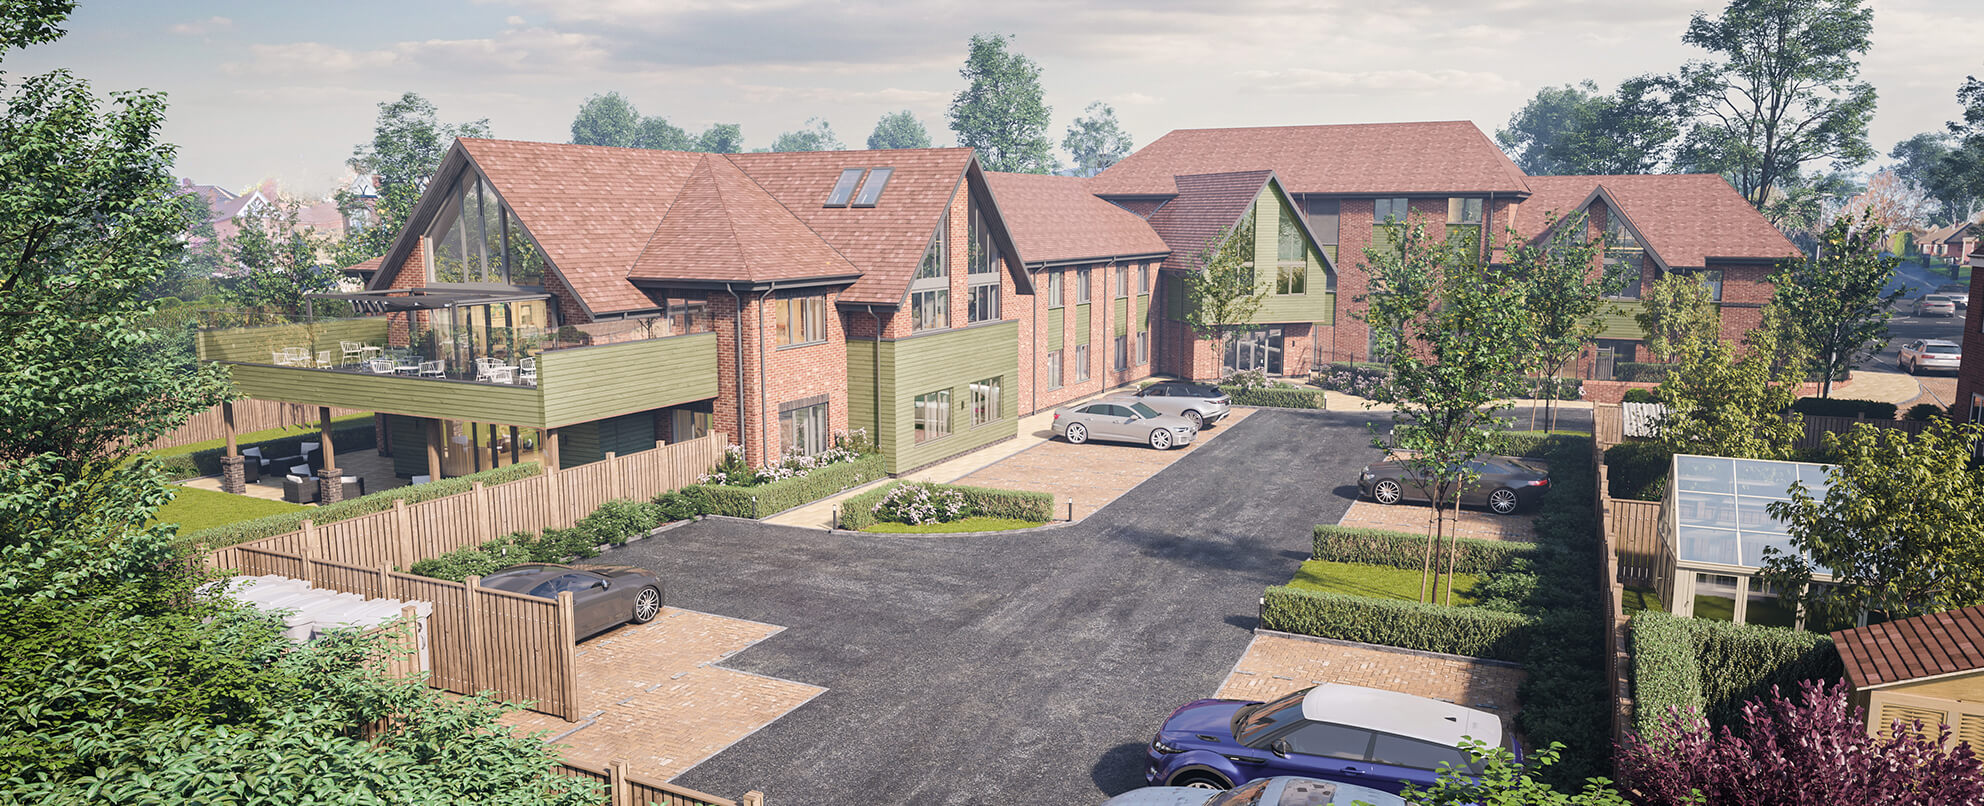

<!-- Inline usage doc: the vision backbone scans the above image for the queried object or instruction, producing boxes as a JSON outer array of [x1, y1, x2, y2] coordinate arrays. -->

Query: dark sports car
[[479, 563, 664, 640], [1356, 456, 1550, 515]]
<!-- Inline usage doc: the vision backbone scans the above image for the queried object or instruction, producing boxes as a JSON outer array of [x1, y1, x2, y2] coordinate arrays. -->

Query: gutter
[[726, 283, 747, 459], [758, 284, 776, 463]]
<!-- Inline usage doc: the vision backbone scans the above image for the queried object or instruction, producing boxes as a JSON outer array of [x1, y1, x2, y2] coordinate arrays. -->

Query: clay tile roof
[[1089, 121, 1531, 197], [632, 155, 860, 284], [1833, 605, 1984, 689], [723, 148, 975, 305], [982, 172, 1169, 265], [341, 256, 382, 274], [1518, 174, 1801, 267], [1146, 171, 1275, 272]]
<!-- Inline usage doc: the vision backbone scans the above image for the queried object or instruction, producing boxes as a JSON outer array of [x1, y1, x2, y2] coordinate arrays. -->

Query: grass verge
[[859, 517, 1047, 534], [1287, 559, 1482, 606], [153, 486, 305, 533]]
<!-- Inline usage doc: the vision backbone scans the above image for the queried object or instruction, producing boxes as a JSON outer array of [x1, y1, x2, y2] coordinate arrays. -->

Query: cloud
[[1237, 68, 1521, 96], [169, 16, 232, 36]]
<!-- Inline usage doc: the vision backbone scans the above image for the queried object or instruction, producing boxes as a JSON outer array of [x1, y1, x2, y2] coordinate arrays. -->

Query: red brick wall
[[757, 288, 850, 461], [1957, 259, 1984, 420], [710, 292, 748, 456]]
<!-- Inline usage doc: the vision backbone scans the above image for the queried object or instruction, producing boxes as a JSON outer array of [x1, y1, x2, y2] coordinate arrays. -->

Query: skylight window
[[852, 168, 893, 207], [825, 168, 864, 207]]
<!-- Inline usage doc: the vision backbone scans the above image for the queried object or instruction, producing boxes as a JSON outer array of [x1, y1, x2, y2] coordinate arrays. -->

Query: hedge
[[1260, 585, 1534, 662], [836, 480, 1057, 530], [1629, 610, 1705, 737], [155, 420, 377, 480], [1310, 525, 1535, 575], [1621, 388, 1660, 404], [1613, 362, 1670, 383], [693, 452, 888, 518], [1628, 610, 1843, 735], [409, 497, 668, 581], [1604, 441, 1673, 502], [1789, 397, 1897, 420], [1220, 384, 1327, 409], [1905, 403, 1950, 422], [183, 462, 544, 549]]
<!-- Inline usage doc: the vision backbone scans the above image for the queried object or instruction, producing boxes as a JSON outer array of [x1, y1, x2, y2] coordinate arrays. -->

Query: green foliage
[[860, 516, 1045, 534], [220, 200, 342, 319], [1405, 741, 1629, 806], [1621, 388, 1660, 404], [1629, 610, 1842, 734], [1183, 217, 1267, 356], [1495, 77, 1681, 176], [150, 486, 305, 533], [1504, 211, 1626, 429], [1289, 560, 1483, 606], [1655, 303, 1804, 460], [1311, 525, 1535, 575], [408, 497, 672, 581], [1218, 384, 1325, 409], [1604, 441, 1674, 501], [342, 92, 491, 263], [836, 480, 1055, 530], [0, 0, 71, 51], [1629, 610, 1707, 736], [1635, 272, 1719, 363], [153, 418, 376, 480], [770, 116, 843, 152], [1260, 585, 1532, 662], [1761, 420, 1984, 622], [569, 91, 639, 147], [1612, 362, 1671, 384], [651, 488, 709, 522], [1788, 396, 1896, 419], [694, 123, 744, 154], [1062, 101, 1132, 177], [947, 33, 1056, 173], [182, 463, 543, 550], [697, 452, 889, 518], [1770, 217, 1902, 397], [1481, 431, 1582, 458], [866, 110, 932, 150]]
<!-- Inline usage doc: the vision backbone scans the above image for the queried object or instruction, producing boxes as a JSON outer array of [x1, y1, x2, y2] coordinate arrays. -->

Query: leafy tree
[[221, 200, 342, 320], [867, 110, 932, 150], [1654, 312, 1803, 460], [1404, 741, 1628, 806], [1889, 132, 1978, 223], [1062, 101, 1132, 177], [1360, 215, 1533, 604], [694, 122, 745, 154], [0, 0, 70, 50], [1938, 76, 1984, 223], [770, 116, 843, 152], [342, 92, 490, 262], [1758, 420, 1984, 625], [1504, 212, 1621, 432], [146, 191, 224, 300], [1616, 679, 1984, 805], [1762, 168, 1860, 243], [1635, 271, 1719, 362], [1769, 215, 1901, 397], [948, 33, 1056, 173], [1495, 77, 1681, 175], [632, 115, 692, 151], [1181, 214, 1266, 378], [1671, 0, 1879, 212], [1834, 170, 1933, 243], [569, 91, 638, 147]]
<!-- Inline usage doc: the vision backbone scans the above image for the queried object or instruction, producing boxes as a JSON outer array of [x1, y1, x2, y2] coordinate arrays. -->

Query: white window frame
[[970, 376, 1003, 426], [779, 401, 829, 456], [1074, 343, 1091, 381], [914, 389, 951, 443], [1046, 350, 1063, 389]]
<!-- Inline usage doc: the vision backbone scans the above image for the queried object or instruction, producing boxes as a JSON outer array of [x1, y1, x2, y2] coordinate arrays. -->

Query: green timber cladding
[[1074, 305, 1091, 344], [1250, 183, 1335, 326], [197, 318, 393, 364], [388, 415, 429, 477], [1114, 298, 1129, 336], [556, 412, 656, 469], [1137, 295, 1150, 331], [1592, 300, 1719, 340], [1047, 308, 1065, 350], [846, 320, 1020, 474]]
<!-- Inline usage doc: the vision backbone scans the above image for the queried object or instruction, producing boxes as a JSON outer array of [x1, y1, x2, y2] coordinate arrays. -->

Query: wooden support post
[[473, 482, 495, 541], [425, 417, 444, 481], [299, 520, 317, 581], [379, 565, 398, 600], [605, 451, 621, 499], [544, 427, 561, 472], [509, 425, 520, 467], [607, 757, 631, 806], [220, 400, 246, 494], [557, 590, 579, 720], [392, 498, 414, 571], [741, 791, 765, 806], [317, 405, 344, 504], [463, 575, 485, 694]]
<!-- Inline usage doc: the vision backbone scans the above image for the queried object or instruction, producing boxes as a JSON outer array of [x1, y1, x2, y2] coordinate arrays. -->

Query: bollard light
[[1067, 497, 1075, 522]]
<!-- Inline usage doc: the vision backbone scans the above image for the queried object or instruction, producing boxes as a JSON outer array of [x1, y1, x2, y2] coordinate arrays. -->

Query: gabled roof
[[1921, 223, 1959, 244], [632, 155, 861, 285], [1089, 121, 1532, 198], [983, 172, 1170, 266], [1832, 604, 1984, 689], [1518, 174, 1802, 268], [1146, 171, 1275, 272]]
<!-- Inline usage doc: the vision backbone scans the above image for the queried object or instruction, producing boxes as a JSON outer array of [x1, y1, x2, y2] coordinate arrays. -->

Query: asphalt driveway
[[599, 405, 1566, 804]]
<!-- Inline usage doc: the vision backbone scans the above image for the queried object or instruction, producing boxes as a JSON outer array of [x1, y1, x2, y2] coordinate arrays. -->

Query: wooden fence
[[1795, 414, 1929, 452], [210, 433, 726, 571], [556, 758, 762, 806], [145, 399, 367, 452], [1594, 404, 1624, 449]]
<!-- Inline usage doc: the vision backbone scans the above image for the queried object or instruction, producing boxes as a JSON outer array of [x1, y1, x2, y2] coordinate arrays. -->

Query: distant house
[[1923, 222, 1978, 265], [178, 178, 360, 273], [1831, 604, 1984, 750]]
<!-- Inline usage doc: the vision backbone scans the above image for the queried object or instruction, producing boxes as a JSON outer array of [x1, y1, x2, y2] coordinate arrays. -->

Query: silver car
[[1900, 338, 1962, 375], [479, 563, 664, 640], [1914, 296, 1957, 317], [1133, 381, 1232, 430], [1053, 397, 1198, 450]]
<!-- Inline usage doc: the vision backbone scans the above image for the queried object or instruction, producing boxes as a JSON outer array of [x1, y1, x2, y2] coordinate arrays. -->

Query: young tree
[[1062, 101, 1132, 177], [770, 116, 844, 152], [1672, 0, 1879, 211], [1616, 680, 1984, 805], [1181, 215, 1267, 379], [947, 33, 1056, 173], [694, 122, 745, 154], [1406, 741, 1628, 806], [569, 91, 639, 147], [1758, 420, 1984, 625], [1361, 216, 1534, 604], [1496, 77, 1681, 175], [1654, 318, 1803, 460], [867, 110, 932, 150], [343, 92, 490, 262], [1504, 212, 1622, 432], [1769, 215, 1902, 397], [221, 201, 342, 320], [1635, 272, 1720, 363]]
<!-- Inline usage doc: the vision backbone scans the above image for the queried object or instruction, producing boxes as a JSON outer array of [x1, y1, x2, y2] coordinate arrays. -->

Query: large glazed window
[[1603, 214, 1645, 300], [914, 389, 951, 443], [1277, 200, 1306, 263], [780, 401, 829, 456], [427, 170, 545, 285]]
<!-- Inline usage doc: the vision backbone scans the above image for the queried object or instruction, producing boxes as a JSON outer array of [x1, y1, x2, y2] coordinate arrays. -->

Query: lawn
[[151, 486, 305, 533], [1622, 586, 1663, 614], [1287, 559, 1482, 606], [860, 517, 1047, 534]]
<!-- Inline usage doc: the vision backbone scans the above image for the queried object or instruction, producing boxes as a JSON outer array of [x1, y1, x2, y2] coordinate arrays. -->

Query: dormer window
[[852, 168, 892, 207], [824, 168, 864, 207]]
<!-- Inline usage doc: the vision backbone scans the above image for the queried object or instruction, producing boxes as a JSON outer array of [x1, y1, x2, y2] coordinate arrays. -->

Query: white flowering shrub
[[696, 429, 879, 487], [871, 483, 968, 525]]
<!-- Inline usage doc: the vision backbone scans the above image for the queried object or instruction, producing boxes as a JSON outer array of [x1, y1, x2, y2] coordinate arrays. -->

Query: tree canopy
[[948, 33, 1056, 173], [569, 91, 639, 147], [694, 122, 745, 154], [1496, 77, 1680, 175], [1062, 101, 1132, 177], [770, 116, 844, 152], [1503, 212, 1623, 430], [221, 201, 343, 320], [342, 93, 489, 263], [867, 110, 932, 150], [1653, 301, 1804, 461]]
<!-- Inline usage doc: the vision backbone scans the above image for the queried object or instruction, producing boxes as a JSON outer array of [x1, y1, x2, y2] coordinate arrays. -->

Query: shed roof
[[1832, 605, 1984, 689]]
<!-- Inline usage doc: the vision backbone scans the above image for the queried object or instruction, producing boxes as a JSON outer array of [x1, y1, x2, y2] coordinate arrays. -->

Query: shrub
[[1221, 368, 1270, 392], [1905, 402, 1949, 421], [652, 489, 706, 521], [1310, 525, 1536, 575], [696, 452, 889, 518], [871, 483, 967, 525], [1528, 377, 1583, 401], [1314, 362, 1388, 398], [1789, 397, 1897, 420], [405, 495, 679, 581], [1603, 441, 1672, 501], [698, 430, 876, 487], [154, 420, 377, 481], [1627, 610, 1843, 733], [1220, 384, 1327, 409], [1613, 362, 1669, 383], [838, 481, 1056, 530], [1481, 431, 1572, 458], [1262, 585, 1533, 662], [1622, 388, 1660, 404], [184, 462, 544, 549], [1629, 610, 1706, 737]]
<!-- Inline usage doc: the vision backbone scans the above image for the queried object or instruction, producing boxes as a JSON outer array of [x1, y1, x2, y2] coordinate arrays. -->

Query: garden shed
[[1659, 453, 1836, 629], [1831, 604, 1984, 751]]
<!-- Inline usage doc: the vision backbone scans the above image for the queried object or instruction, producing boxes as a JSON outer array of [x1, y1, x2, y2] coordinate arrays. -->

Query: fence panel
[[1594, 404, 1624, 449], [1794, 415, 1927, 452], [143, 400, 368, 452], [392, 573, 476, 694], [1609, 498, 1664, 586]]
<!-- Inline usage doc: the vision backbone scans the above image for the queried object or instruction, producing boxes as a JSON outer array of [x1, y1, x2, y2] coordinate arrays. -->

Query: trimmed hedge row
[[1260, 585, 1534, 662], [1220, 385, 1327, 409], [155, 420, 377, 480], [1310, 525, 1536, 575], [1628, 610, 1843, 735], [836, 480, 1057, 530], [408, 498, 668, 581], [694, 453, 888, 518], [1604, 441, 1672, 502], [1628, 610, 1705, 737], [183, 462, 544, 549], [1789, 396, 1897, 420]]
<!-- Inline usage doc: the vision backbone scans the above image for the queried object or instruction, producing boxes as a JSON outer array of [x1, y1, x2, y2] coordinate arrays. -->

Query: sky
[[7, 0, 1982, 196]]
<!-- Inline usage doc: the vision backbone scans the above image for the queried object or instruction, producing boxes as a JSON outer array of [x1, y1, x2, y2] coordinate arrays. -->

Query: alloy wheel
[[1374, 479, 1403, 504], [1151, 429, 1172, 450], [1066, 424, 1088, 444], [633, 587, 661, 623], [1488, 488, 1520, 515]]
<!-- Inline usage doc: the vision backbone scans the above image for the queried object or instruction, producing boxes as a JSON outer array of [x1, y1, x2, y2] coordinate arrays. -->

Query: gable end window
[[967, 200, 1001, 323], [912, 212, 950, 332], [427, 170, 546, 286]]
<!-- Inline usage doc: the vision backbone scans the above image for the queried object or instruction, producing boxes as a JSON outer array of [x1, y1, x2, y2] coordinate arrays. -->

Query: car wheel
[[1150, 428, 1173, 450], [1373, 479, 1404, 505], [630, 585, 662, 624], [1908, 358, 1919, 376], [1488, 488, 1521, 515], [1168, 771, 1231, 790], [1184, 409, 1204, 429], [1065, 423, 1089, 444]]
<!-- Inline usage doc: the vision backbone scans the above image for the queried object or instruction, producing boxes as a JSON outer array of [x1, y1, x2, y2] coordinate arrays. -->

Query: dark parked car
[[1102, 775, 1403, 806], [1134, 381, 1233, 429], [479, 563, 663, 640], [1356, 456, 1550, 515]]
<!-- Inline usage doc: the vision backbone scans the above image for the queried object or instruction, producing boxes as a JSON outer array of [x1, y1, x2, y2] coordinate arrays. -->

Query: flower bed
[[837, 481, 1056, 531], [681, 430, 888, 518]]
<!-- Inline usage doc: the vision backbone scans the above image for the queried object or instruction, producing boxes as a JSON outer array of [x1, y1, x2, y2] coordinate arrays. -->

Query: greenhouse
[[1660, 453, 1837, 629]]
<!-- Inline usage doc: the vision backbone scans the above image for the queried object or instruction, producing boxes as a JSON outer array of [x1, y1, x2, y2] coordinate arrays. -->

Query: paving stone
[[1218, 633, 1526, 718], [1338, 499, 1537, 542]]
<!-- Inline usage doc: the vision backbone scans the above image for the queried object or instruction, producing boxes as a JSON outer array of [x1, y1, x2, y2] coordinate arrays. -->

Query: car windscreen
[[1234, 687, 1309, 743], [1130, 402, 1161, 419]]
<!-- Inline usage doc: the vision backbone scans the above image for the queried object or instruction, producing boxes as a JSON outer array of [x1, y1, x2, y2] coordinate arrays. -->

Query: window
[[1046, 271, 1064, 308], [967, 203, 1001, 324], [1113, 334, 1129, 371], [851, 167, 892, 207], [661, 296, 711, 335], [1604, 213, 1644, 299], [1137, 264, 1150, 294], [1282, 722, 1375, 761], [912, 212, 949, 332], [528, 573, 604, 598], [1593, 338, 1638, 381], [1136, 331, 1149, 366], [824, 168, 864, 207], [1277, 201, 1306, 262], [672, 408, 711, 441], [1046, 350, 1063, 389], [1306, 198, 1341, 245], [1114, 265, 1129, 299], [1074, 343, 1091, 381], [969, 377, 1002, 426], [426, 170, 546, 286], [1277, 265, 1307, 295], [968, 197, 1000, 275], [779, 401, 828, 456], [1972, 393, 1984, 424], [913, 389, 951, 443], [967, 284, 1000, 323], [1374, 197, 1409, 224], [1447, 198, 1484, 224], [1698, 269, 1724, 302], [1369, 732, 1474, 773], [1076, 268, 1092, 304], [776, 295, 827, 345], [1226, 328, 1286, 375], [912, 289, 949, 331], [916, 212, 948, 282]]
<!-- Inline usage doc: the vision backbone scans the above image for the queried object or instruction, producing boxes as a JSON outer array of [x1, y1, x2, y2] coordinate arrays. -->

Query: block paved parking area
[[1338, 499, 1538, 542], [1217, 631, 1525, 720], [501, 607, 823, 780], [949, 407, 1255, 521]]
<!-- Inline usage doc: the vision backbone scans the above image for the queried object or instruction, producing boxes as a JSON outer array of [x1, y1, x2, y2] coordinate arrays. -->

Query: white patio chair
[[271, 351, 290, 366], [314, 349, 336, 368], [340, 341, 366, 365], [419, 359, 445, 378], [284, 347, 310, 366], [486, 366, 515, 385], [518, 357, 537, 384], [368, 358, 395, 374]]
